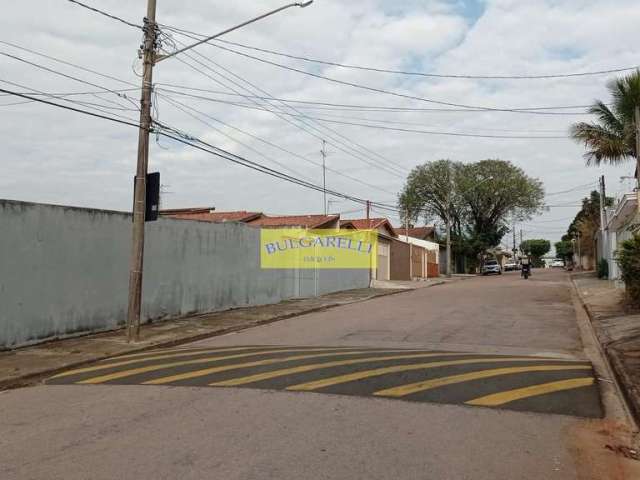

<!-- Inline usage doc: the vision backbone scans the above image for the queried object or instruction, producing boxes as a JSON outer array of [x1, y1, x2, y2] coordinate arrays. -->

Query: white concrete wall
[[0, 200, 369, 349]]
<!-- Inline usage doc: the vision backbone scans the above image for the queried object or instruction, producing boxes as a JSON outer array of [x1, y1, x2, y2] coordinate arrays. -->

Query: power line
[[0, 86, 393, 212], [0, 41, 138, 88], [162, 32, 601, 116], [545, 182, 597, 196], [0, 45, 139, 110], [155, 83, 591, 114], [173, 41, 409, 175], [157, 92, 399, 195], [166, 42, 408, 178], [159, 94, 316, 182], [161, 28, 637, 80], [155, 87, 570, 134], [65, 0, 141, 29], [0, 87, 142, 129], [0, 79, 139, 120], [156, 88, 566, 139]]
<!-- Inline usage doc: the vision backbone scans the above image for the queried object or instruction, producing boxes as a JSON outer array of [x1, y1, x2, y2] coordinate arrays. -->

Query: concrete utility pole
[[599, 175, 606, 232], [126, 0, 157, 342], [125, 0, 315, 342], [405, 208, 412, 279], [321, 139, 327, 215], [366, 200, 370, 220]]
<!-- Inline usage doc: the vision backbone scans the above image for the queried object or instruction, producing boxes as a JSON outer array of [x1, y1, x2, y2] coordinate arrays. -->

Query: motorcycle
[[521, 263, 531, 279]]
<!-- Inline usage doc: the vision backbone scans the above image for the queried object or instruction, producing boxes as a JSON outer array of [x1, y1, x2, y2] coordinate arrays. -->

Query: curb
[[609, 348, 640, 423], [570, 276, 640, 428], [0, 285, 420, 391]]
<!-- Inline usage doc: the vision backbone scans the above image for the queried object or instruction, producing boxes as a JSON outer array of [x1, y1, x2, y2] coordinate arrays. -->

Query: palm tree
[[570, 70, 640, 166]]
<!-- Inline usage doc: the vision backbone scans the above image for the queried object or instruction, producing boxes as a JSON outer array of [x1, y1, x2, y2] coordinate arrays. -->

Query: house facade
[[601, 193, 638, 281]]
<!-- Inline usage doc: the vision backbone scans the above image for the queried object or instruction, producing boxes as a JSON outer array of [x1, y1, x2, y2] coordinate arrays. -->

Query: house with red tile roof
[[397, 226, 437, 241], [161, 209, 264, 223], [247, 214, 339, 229]]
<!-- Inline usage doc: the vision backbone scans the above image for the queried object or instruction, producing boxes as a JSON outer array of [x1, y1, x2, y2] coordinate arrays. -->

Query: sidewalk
[[572, 272, 640, 422], [0, 278, 453, 390]]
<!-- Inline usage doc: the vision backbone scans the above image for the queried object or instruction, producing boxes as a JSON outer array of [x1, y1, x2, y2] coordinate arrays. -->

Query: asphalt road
[[0, 270, 635, 479]]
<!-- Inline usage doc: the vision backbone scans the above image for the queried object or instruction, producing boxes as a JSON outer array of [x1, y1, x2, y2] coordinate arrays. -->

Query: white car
[[551, 259, 565, 268]]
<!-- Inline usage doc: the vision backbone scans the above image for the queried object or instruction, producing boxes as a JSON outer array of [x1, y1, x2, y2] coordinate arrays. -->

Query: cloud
[[0, 0, 637, 246]]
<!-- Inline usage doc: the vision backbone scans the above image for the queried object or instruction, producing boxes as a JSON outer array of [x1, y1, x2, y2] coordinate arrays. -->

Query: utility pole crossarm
[[155, 1, 313, 63]]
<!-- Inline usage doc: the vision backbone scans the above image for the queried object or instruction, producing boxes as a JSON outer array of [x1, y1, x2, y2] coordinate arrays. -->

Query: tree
[[570, 70, 640, 166], [399, 159, 545, 271], [562, 191, 614, 267], [616, 236, 640, 306], [555, 240, 574, 261], [520, 239, 550, 267]]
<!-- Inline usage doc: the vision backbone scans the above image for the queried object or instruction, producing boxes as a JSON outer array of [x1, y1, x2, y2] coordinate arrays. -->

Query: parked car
[[551, 259, 565, 268], [504, 261, 519, 271], [481, 259, 502, 275]]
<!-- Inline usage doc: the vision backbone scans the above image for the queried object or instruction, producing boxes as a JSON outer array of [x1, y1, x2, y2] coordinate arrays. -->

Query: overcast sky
[[1, 0, 638, 247]]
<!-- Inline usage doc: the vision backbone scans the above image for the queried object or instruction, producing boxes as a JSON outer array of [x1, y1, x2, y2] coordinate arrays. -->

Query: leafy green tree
[[562, 191, 614, 263], [555, 240, 574, 261], [616, 236, 640, 306], [520, 239, 551, 267], [570, 70, 640, 166], [399, 159, 544, 270]]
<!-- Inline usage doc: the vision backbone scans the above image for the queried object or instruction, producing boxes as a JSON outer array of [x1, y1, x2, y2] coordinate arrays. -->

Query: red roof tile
[[164, 210, 263, 223], [397, 226, 436, 239], [341, 218, 397, 237], [248, 214, 339, 228]]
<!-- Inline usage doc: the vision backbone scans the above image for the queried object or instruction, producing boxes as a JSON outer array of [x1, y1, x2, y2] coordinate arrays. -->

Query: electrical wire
[[160, 94, 316, 182], [65, 0, 141, 29], [162, 32, 599, 116], [0, 79, 140, 123], [0, 44, 139, 110], [164, 41, 408, 178], [160, 24, 637, 81], [170, 40, 409, 176], [155, 83, 592, 115], [155, 87, 570, 135], [156, 92, 399, 195], [0, 86, 396, 211]]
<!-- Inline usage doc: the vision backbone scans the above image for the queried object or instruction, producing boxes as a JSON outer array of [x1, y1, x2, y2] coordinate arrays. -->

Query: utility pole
[[125, 1, 315, 343], [635, 106, 640, 211], [519, 229, 523, 250], [366, 200, 370, 220], [599, 175, 606, 232], [321, 139, 327, 215], [405, 208, 412, 279], [126, 0, 157, 342]]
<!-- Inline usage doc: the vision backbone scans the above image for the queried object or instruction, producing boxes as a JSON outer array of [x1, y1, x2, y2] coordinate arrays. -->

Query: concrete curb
[[609, 348, 640, 423], [570, 276, 640, 428], [0, 284, 431, 391]]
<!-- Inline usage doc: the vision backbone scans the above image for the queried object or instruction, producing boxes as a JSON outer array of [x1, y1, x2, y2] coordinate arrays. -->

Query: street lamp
[[126, 0, 314, 342], [155, 2, 314, 63]]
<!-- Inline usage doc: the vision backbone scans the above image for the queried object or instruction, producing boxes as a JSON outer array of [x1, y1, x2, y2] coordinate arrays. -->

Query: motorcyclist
[[520, 255, 532, 278]]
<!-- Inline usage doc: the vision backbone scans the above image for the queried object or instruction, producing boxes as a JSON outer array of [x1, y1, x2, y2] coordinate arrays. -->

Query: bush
[[597, 259, 609, 279], [616, 236, 640, 306]]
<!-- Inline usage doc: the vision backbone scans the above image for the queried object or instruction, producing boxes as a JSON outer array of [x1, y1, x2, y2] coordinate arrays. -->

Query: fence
[[0, 199, 369, 349]]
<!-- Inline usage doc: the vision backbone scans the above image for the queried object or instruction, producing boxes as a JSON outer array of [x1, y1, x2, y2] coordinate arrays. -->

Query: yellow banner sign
[[260, 228, 378, 269]]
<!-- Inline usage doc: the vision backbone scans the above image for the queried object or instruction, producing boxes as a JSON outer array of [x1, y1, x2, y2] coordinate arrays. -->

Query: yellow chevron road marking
[[374, 364, 592, 397], [465, 377, 595, 406], [210, 352, 473, 387], [75, 348, 350, 384], [50, 346, 287, 380], [286, 357, 578, 391], [141, 350, 380, 385]]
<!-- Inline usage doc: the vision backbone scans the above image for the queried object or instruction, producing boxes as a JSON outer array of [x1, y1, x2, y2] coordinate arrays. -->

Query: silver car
[[482, 260, 502, 275]]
